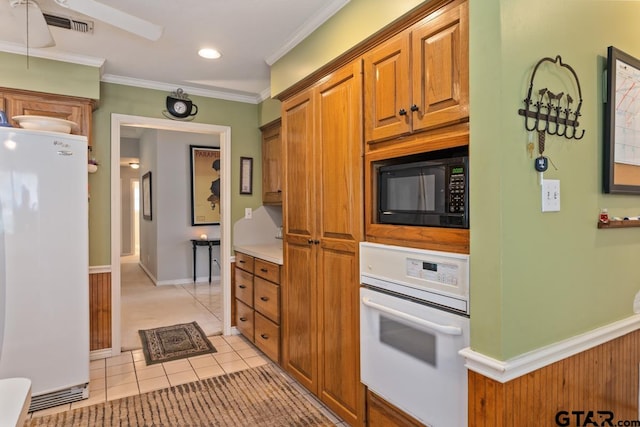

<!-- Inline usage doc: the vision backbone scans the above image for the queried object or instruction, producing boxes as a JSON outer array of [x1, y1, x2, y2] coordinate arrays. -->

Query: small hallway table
[[190, 239, 221, 283]]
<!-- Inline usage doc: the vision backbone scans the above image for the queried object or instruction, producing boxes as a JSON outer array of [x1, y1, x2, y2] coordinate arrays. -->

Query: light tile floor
[[26, 256, 347, 425]]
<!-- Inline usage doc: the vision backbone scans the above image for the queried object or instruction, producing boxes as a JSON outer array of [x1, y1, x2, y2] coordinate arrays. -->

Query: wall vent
[[43, 12, 93, 33]]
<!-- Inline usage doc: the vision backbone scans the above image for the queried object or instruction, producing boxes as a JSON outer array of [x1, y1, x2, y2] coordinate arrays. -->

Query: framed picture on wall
[[604, 46, 640, 194], [190, 145, 221, 225], [240, 156, 253, 195], [142, 171, 152, 221]]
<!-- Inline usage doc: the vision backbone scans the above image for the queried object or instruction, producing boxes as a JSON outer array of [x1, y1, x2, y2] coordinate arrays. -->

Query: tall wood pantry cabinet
[[281, 60, 364, 426]]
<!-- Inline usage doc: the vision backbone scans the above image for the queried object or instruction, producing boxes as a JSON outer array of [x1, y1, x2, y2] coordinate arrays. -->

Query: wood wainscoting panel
[[468, 330, 640, 426], [89, 271, 112, 351]]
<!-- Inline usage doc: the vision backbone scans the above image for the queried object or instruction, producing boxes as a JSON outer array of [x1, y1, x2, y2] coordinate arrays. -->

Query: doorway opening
[[110, 114, 232, 357]]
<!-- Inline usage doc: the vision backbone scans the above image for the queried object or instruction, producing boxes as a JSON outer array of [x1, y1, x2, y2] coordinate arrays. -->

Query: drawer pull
[[260, 333, 269, 340], [238, 260, 245, 263], [238, 285, 246, 289], [260, 268, 268, 273], [260, 296, 269, 301], [239, 317, 247, 322]]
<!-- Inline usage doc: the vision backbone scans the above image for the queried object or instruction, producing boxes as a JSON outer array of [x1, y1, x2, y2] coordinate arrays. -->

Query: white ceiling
[[0, 0, 350, 103]]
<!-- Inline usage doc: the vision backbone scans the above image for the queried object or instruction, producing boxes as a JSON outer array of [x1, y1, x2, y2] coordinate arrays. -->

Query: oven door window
[[380, 315, 436, 367]]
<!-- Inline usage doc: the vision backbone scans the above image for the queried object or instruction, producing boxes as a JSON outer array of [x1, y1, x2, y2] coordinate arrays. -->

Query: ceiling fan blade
[[9, 0, 55, 48], [53, 0, 163, 41]]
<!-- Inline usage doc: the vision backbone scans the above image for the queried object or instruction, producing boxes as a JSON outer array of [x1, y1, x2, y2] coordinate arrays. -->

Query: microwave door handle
[[362, 296, 462, 336]]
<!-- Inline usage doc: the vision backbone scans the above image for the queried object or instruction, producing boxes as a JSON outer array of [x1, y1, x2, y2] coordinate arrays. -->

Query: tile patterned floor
[[25, 257, 347, 425]]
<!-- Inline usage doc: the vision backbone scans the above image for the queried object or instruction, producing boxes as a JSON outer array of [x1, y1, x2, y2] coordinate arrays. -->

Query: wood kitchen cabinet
[[0, 87, 96, 145], [363, 0, 468, 143], [282, 59, 364, 426], [366, 390, 426, 427], [234, 251, 282, 363], [260, 119, 282, 205]]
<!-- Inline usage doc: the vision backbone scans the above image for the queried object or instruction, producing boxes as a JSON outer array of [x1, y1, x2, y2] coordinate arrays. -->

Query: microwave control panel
[[448, 165, 466, 214]]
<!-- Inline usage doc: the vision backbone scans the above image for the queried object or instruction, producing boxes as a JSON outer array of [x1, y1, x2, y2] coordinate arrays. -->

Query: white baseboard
[[460, 313, 640, 383], [89, 348, 114, 361]]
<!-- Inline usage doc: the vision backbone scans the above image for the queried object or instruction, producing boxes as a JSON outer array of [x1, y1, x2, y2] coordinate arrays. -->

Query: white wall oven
[[360, 242, 470, 426]]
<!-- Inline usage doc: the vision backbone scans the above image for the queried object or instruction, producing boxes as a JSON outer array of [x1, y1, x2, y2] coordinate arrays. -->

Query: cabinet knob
[[314, 240, 320, 245], [308, 239, 313, 244], [260, 333, 269, 340], [239, 285, 246, 289], [399, 108, 407, 116], [260, 296, 269, 301], [239, 317, 247, 322], [410, 104, 419, 112]]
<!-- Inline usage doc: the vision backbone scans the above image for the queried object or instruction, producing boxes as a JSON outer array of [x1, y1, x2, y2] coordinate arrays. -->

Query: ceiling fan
[[9, 0, 163, 48]]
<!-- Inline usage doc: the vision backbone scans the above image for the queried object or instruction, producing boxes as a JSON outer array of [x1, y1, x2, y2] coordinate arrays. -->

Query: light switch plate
[[542, 179, 560, 212], [244, 207, 252, 219]]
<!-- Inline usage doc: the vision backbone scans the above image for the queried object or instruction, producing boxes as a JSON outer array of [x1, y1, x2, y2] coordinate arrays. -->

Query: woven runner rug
[[26, 364, 334, 426], [138, 321, 216, 365]]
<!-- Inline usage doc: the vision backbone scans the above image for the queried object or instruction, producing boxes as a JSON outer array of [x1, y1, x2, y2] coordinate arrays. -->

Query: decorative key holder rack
[[518, 55, 585, 178], [518, 55, 585, 140]]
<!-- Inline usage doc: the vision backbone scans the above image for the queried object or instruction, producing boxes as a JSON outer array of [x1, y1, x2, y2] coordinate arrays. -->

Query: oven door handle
[[362, 296, 462, 336]]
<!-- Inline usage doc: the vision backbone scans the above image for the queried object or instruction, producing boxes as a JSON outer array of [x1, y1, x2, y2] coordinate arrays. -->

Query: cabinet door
[[411, 0, 469, 132], [5, 92, 93, 141], [363, 32, 411, 142], [261, 119, 282, 205], [316, 61, 365, 426], [282, 87, 318, 394]]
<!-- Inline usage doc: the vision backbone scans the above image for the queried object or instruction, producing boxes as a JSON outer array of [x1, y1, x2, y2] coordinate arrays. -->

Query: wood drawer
[[254, 277, 280, 323], [235, 252, 254, 273], [254, 258, 280, 284], [254, 312, 280, 363], [234, 267, 253, 306], [236, 299, 254, 342]]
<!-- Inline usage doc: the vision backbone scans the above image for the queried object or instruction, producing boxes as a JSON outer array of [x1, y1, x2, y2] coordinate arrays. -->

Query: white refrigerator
[[0, 127, 89, 411]]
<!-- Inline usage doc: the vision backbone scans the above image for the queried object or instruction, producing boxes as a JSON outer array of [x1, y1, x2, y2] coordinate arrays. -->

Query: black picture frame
[[604, 46, 640, 194], [240, 156, 253, 195], [142, 171, 152, 220], [190, 145, 221, 226]]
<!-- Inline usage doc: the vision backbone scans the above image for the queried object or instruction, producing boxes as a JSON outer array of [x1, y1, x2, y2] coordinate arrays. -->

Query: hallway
[[120, 255, 223, 350]]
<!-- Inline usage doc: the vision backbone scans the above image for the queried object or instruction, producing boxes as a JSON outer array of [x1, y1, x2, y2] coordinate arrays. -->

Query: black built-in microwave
[[377, 152, 469, 228]]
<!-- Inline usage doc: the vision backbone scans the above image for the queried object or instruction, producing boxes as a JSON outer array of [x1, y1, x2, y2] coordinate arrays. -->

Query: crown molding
[[0, 41, 105, 69], [101, 74, 262, 104], [265, 0, 350, 66]]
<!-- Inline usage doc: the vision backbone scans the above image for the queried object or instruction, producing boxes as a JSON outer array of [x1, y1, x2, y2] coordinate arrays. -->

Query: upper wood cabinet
[[0, 87, 96, 145], [363, 0, 468, 143], [260, 119, 282, 205], [282, 60, 365, 427]]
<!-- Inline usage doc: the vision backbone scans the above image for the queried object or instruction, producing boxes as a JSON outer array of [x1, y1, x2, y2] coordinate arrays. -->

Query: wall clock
[[164, 88, 198, 120]]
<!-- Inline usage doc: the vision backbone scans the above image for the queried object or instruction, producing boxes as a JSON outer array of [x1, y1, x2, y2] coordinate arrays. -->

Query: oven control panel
[[407, 259, 460, 286], [360, 242, 469, 313]]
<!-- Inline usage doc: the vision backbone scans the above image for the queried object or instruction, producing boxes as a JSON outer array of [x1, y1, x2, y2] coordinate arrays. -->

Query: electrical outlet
[[541, 179, 560, 212], [244, 207, 252, 219]]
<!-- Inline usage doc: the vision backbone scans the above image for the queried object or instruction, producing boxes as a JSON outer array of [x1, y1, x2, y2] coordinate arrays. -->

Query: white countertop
[[234, 242, 283, 265]]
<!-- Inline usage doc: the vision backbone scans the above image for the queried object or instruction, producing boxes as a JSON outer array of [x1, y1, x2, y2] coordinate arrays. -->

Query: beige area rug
[[138, 321, 216, 365], [27, 364, 334, 426]]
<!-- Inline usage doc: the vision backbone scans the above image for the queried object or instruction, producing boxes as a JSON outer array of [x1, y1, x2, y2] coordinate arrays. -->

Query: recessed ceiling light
[[129, 162, 140, 169], [198, 48, 221, 59]]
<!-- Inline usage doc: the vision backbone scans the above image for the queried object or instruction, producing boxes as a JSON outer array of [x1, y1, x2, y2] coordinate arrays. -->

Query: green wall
[[469, 0, 640, 360], [272, 0, 640, 361], [258, 97, 281, 126], [0, 52, 100, 99], [89, 83, 262, 265]]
